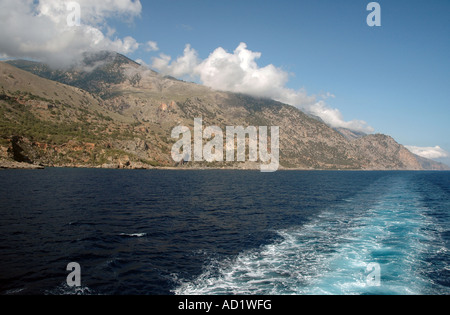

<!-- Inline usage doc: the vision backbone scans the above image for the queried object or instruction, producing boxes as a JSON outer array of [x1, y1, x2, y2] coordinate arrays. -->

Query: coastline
[[1, 159, 448, 172], [0, 159, 45, 170]]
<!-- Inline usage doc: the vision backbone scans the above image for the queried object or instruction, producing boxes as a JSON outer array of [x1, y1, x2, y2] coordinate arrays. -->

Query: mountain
[[1, 52, 448, 170], [335, 127, 367, 141], [414, 154, 449, 171], [6, 51, 141, 98]]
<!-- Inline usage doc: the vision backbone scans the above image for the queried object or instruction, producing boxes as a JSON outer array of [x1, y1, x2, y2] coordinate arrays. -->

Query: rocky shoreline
[[1, 160, 447, 171], [0, 159, 45, 170]]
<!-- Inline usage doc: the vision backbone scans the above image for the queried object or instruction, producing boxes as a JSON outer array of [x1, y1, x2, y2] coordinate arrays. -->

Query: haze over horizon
[[1, 0, 449, 166]]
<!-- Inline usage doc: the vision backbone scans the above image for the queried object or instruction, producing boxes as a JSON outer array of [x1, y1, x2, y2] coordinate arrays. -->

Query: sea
[[0, 169, 449, 295]]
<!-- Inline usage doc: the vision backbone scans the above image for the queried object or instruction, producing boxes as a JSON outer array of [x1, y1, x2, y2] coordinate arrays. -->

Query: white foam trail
[[45, 283, 96, 295], [174, 209, 360, 295], [119, 233, 147, 238], [4, 288, 25, 295], [174, 176, 446, 295]]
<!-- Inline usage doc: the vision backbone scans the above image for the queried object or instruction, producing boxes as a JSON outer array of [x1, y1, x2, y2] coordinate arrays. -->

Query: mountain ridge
[[1, 52, 448, 171]]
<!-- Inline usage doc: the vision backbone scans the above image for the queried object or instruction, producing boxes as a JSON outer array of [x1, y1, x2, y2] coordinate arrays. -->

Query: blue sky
[[1, 0, 449, 164]]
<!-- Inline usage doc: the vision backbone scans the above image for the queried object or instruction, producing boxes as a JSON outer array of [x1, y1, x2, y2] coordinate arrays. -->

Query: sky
[[0, 0, 449, 165]]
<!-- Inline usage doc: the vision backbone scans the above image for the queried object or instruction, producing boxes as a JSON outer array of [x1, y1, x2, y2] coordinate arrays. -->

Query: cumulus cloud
[[152, 43, 374, 133], [0, 0, 144, 68], [37, 0, 142, 24], [145, 41, 159, 52], [152, 44, 200, 78], [405, 146, 450, 160]]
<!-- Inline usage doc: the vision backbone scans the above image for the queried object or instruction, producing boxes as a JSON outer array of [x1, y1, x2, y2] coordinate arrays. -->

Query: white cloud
[[152, 44, 199, 78], [196, 43, 290, 99], [152, 43, 374, 133], [405, 146, 450, 160], [145, 41, 159, 52], [0, 0, 143, 68], [37, 0, 142, 25], [109, 36, 141, 55]]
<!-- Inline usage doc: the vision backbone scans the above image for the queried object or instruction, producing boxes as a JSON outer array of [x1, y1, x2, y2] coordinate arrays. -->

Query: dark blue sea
[[0, 169, 449, 295]]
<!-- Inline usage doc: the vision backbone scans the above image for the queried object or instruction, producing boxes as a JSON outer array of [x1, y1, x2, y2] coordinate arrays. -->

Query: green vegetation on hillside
[[0, 93, 103, 144]]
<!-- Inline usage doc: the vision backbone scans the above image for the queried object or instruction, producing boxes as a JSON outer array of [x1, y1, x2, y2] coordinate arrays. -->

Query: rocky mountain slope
[[1, 52, 448, 170]]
